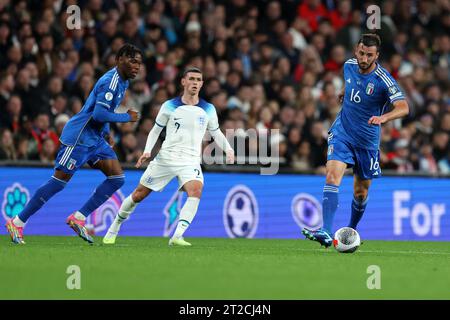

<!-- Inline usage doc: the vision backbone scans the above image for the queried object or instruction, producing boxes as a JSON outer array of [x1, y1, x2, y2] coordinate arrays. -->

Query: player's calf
[[103, 193, 140, 244]]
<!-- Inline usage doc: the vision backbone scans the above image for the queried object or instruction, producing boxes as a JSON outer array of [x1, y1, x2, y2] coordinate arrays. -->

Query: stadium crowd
[[0, 0, 448, 174]]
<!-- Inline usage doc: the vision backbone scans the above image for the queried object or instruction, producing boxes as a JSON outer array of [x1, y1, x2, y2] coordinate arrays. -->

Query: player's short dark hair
[[116, 43, 142, 61], [182, 67, 202, 78], [358, 33, 381, 51]]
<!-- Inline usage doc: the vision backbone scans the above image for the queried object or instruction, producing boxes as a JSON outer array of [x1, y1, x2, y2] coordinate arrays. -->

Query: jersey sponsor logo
[[346, 78, 351, 83], [291, 193, 322, 230], [366, 82, 375, 95], [86, 190, 124, 235], [1, 183, 30, 222], [67, 158, 77, 171], [223, 185, 259, 238], [105, 92, 113, 101], [388, 86, 398, 94]]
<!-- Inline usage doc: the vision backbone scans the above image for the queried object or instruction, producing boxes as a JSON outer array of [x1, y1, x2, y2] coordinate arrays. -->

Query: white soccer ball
[[333, 227, 361, 253]]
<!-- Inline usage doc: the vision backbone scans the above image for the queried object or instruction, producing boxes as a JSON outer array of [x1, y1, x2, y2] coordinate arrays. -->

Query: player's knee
[[108, 176, 125, 190], [325, 172, 340, 186], [132, 191, 144, 203], [187, 187, 202, 198], [354, 190, 368, 200], [132, 188, 148, 203]]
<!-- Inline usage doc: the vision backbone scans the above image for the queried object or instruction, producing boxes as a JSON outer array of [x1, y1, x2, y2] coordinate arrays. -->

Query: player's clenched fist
[[136, 152, 151, 168], [127, 109, 140, 122]]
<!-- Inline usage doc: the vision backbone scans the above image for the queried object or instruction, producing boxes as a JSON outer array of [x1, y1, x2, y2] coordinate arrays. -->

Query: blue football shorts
[[54, 139, 117, 174], [326, 132, 381, 180]]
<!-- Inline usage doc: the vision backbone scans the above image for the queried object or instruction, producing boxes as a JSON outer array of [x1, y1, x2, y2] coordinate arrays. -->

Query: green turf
[[1, 235, 450, 299]]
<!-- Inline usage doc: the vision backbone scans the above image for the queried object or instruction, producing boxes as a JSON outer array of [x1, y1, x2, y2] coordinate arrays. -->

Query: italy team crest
[[67, 158, 77, 170], [366, 83, 375, 95]]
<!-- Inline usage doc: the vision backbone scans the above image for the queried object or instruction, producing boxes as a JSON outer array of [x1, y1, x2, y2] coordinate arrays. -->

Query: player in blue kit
[[302, 34, 409, 247], [5, 44, 141, 244]]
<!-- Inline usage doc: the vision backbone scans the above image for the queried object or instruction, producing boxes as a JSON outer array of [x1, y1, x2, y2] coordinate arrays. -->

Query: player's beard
[[358, 60, 373, 71]]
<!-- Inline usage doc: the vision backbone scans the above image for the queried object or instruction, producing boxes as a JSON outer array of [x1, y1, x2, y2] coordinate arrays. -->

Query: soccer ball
[[333, 227, 361, 253]]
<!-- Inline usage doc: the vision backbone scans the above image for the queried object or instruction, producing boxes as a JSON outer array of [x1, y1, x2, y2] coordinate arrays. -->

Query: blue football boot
[[302, 228, 333, 248]]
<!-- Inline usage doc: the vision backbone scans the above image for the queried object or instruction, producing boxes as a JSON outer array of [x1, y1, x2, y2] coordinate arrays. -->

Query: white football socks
[[172, 197, 200, 239], [109, 195, 138, 233], [13, 216, 25, 227], [74, 211, 86, 221]]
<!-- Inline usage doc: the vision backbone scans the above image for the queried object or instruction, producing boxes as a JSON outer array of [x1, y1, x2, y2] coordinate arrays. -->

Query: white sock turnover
[[172, 197, 200, 239], [109, 195, 138, 233]]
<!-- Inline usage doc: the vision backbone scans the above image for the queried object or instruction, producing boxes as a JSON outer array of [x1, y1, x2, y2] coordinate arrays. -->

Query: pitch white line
[[358, 249, 450, 256], [293, 248, 450, 256]]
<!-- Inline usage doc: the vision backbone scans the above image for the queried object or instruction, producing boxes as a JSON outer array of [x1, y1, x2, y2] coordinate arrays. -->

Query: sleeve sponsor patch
[[389, 92, 403, 100], [105, 92, 113, 101], [388, 86, 398, 94]]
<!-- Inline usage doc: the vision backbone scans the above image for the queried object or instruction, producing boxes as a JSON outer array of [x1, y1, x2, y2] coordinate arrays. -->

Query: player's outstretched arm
[[209, 128, 235, 164], [136, 124, 164, 168], [368, 99, 409, 125], [93, 104, 139, 123]]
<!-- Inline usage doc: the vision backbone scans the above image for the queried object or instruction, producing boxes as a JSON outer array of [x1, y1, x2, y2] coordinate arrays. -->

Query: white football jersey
[[153, 97, 220, 165]]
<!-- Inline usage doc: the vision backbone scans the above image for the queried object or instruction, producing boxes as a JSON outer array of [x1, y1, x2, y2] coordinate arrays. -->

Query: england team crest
[[366, 83, 375, 95], [198, 116, 205, 127]]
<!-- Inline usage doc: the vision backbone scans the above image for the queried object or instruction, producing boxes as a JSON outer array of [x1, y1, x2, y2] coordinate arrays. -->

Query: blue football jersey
[[330, 58, 405, 150], [60, 68, 129, 147]]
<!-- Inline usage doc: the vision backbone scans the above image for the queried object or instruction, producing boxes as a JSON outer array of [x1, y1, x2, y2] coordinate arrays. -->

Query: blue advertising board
[[0, 167, 449, 240]]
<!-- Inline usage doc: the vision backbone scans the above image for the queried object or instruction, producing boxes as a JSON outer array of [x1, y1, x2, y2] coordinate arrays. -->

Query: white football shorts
[[139, 160, 204, 191]]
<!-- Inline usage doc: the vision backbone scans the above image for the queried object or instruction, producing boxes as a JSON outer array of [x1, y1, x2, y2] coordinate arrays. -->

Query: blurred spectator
[[307, 121, 327, 169], [329, 0, 352, 31], [297, 0, 328, 32], [0, 72, 14, 113], [14, 67, 45, 119], [386, 139, 415, 173], [30, 113, 59, 153], [1, 94, 24, 134], [15, 134, 31, 160], [54, 114, 70, 137], [418, 144, 438, 174], [0, 0, 447, 175], [38, 138, 56, 164], [292, 140, 313, 172], [0, 128, 16, 160], [115, 132, 140, 163]]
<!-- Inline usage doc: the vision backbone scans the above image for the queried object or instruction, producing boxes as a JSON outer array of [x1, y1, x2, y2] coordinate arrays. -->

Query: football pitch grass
[[1, 236, 450, 300]]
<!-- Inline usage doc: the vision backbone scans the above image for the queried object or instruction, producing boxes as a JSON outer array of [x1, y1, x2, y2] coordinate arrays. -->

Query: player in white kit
[[103, 67, 234, 246]]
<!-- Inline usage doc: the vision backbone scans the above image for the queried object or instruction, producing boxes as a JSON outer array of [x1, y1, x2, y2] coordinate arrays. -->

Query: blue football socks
[[18, 176, 67, 222], [349, 196, 369, 229], [322, 184, 339, 233], [79, 175, 125, 217]]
